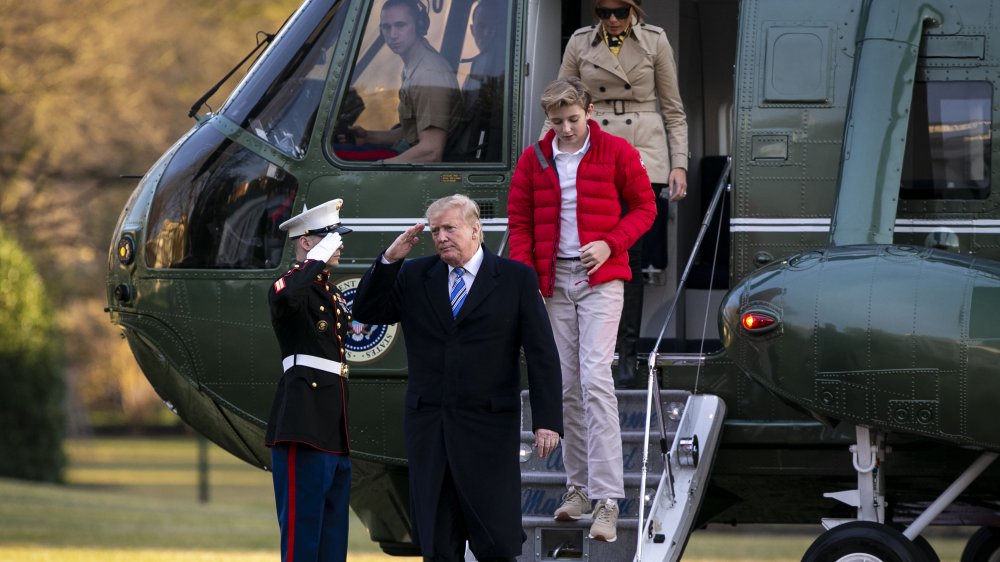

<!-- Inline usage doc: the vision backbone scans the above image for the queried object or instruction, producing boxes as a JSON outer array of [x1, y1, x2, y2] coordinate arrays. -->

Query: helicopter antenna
[[188, 31, 275, 119]]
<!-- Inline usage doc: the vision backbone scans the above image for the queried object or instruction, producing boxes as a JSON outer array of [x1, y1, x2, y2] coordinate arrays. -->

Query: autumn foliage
[[0, 0, 300, 438]]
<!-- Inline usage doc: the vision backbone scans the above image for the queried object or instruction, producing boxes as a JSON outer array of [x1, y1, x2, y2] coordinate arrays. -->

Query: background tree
[[0, 226, 66, 482], [0, 0, 299, 432]]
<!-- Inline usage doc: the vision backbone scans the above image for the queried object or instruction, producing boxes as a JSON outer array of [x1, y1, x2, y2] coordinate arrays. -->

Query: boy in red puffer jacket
[[508, 76, 655, 543]]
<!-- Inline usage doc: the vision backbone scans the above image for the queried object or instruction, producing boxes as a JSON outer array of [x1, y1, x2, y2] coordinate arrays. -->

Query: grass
[[0, 436, 976, 561], [0, 436, 394, 562]]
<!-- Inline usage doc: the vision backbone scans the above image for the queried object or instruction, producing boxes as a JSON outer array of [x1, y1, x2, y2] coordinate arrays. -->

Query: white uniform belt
[[282, 354, 348, 378]]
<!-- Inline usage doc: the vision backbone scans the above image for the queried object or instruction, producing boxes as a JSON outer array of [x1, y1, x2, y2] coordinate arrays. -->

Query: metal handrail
[[635, 155, 732, 561]]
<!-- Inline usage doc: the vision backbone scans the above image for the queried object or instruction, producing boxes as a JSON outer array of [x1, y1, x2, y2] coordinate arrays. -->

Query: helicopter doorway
[[628, 0, 738, 354]]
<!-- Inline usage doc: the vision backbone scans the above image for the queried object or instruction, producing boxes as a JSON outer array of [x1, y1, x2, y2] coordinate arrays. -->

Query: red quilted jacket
[[508, 120, 656, 297]]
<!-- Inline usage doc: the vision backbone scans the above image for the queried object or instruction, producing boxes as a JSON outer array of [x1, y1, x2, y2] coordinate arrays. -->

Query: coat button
[[599, 86, 606, 92], [624, 84, 632, 90], [626, 119, 632, 125], [594, 64, 599, 69], [311, 382, 318, 388], [337, 322, 342, 329], [320, 305, 326, 312], [602, 119, 609, 126]]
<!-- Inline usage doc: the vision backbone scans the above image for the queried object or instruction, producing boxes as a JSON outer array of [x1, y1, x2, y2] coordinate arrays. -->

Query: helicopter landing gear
[[801, 521, 925, 562], [961, 527, 1000, 562], [810, 427, 940, 561], [814, 426, 1000, 562], [822, 426, 887, 527], [910, 533, 942, 562]]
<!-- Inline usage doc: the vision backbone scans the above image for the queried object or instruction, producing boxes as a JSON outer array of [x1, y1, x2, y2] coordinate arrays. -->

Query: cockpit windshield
[[223, 0, 348, 158]]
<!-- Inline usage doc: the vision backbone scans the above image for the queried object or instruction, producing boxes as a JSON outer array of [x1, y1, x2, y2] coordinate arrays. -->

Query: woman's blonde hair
[[539, 76, 593, 116]]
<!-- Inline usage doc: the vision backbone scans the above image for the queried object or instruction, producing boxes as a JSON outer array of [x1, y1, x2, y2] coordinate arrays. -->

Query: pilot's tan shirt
[[399, 40, 462, 146]]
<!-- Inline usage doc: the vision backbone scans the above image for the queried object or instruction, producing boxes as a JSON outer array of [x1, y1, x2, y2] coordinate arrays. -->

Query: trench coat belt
[[282, 354, 349, 378], [599, 99, 659, 115]]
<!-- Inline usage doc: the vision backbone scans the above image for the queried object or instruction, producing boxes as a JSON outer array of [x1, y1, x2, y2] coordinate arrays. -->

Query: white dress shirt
[[551, 132, 591, 258], [449, 244, 484, 296]]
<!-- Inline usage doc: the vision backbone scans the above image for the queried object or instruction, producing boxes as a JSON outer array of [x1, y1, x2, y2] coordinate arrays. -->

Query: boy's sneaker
[[553, 486, 591, 521], [588, 499, 619, 542]]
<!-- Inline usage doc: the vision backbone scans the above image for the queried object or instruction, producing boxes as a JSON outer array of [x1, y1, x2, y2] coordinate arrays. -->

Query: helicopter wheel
[[962, 527, 1000, 562], [801, 521, 928, 562], [886, 523, 939, 562], [911, 534, 940, 562]]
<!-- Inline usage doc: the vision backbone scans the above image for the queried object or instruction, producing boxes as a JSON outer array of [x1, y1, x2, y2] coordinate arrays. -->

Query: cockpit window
[[901, 81, 992, 200], [222, 0, 347, 159], [329, 0, 510, 164], [145, 126, 297, 269]]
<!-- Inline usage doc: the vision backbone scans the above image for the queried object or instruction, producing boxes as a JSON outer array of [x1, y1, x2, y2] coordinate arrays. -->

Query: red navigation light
[[741, 311, 777, 332]]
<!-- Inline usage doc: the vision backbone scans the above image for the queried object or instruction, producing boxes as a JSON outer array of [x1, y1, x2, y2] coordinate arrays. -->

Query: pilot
[[265, 198, 353, 562], [349, 0, 462, 162], [448, 0, 507, 161]]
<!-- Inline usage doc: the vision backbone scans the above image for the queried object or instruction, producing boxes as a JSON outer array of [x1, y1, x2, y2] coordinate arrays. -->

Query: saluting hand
[[306, 232, 344, 264], [580, 240, 611, 275], [384, 222, 425, 262], [534, 428, 560, 459]]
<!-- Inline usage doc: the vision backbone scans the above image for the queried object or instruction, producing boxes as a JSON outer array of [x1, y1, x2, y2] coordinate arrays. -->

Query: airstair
[[517, 387, 725, 561]]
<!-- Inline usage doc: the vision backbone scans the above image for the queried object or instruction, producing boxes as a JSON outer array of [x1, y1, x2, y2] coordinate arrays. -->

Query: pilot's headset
[[413, 0, 431, 36], [386, 0, 431, 36]]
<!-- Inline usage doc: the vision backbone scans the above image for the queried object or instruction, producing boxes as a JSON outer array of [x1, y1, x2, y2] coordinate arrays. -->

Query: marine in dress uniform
[[266, 198, 353, 562]]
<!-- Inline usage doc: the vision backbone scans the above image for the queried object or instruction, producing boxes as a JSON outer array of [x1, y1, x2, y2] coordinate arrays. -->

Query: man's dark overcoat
[[352, 246, 562, 558]]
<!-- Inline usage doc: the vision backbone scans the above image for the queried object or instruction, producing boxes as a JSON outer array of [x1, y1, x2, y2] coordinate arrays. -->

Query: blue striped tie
[[450, 268, 467, 317]]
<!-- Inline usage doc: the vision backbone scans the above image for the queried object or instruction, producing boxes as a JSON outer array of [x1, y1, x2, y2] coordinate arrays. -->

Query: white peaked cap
[[279, 198, 352, 238]]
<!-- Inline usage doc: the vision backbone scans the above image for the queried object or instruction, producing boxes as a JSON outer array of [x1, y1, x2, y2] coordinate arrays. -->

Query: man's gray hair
[[426, 194, 483, 241]]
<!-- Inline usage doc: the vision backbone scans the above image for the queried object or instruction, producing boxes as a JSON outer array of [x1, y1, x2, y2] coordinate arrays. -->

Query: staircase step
[[521, 384, 690, 529], [516, 388, 695, 561], [525, 525, 640, 561], [521, 515, 640, 529]]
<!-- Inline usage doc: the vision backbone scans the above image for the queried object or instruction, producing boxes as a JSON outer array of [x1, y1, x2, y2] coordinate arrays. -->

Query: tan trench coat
[[558, 23, 688, 184]]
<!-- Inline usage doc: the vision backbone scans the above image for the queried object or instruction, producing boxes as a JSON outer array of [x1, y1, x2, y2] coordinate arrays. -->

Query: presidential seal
[[336, 277, 399, 364]]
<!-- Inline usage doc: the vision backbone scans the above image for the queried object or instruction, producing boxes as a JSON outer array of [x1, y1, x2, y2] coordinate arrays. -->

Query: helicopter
[[105, 0, 1000, 560]]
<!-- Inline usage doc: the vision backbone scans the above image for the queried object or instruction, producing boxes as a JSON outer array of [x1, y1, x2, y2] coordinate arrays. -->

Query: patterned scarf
[[603, 25, 632, 57]]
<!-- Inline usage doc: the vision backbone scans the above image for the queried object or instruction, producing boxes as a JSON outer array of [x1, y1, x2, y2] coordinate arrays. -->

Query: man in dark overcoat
[[352, 194, 563, 562], [266, 198, 354, 562]]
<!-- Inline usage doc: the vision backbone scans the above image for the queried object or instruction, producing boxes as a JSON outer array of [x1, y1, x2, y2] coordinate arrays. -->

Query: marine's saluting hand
[[385, 222, 426, 262]]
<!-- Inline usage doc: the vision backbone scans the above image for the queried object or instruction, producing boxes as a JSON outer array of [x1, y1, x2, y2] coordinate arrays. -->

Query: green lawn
[[0, 436, 392, 562], [0, 436, 975, 561]]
